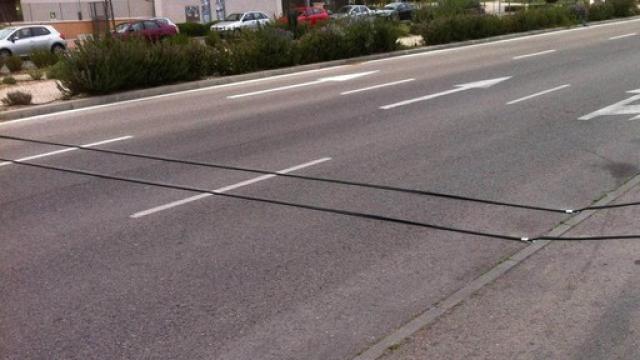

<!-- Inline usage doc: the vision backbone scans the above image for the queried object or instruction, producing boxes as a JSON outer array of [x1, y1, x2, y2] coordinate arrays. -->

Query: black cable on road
[[0, 157, 524, 242], [0, 134, 575, 214], [2, 157, 639, 243]]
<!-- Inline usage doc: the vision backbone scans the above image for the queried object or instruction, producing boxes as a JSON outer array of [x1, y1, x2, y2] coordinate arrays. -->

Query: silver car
[[210, 12, 271, 32], [0, 25, 66, 58], [331, 5, 374, 20]]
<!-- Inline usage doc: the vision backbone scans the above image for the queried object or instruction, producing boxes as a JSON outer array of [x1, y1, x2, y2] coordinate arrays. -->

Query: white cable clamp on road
[[520, 237, 531, 242], [565, 209, 576, 214]]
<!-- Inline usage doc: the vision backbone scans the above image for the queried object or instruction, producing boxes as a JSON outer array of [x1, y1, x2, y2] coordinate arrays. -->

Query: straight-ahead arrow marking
[[227, 71, 379, 99], [379, 77, 511, 110]]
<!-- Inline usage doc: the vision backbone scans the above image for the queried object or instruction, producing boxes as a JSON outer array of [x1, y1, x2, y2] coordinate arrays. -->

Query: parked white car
[[0, 25, 66, 57], [210, 12, 271, 32]]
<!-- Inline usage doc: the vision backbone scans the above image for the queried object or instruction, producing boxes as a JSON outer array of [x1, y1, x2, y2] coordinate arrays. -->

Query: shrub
[[27, 69, 44, 80], [420, 8, 577, 45], [421, 14, 506, 44], [610, 0, 637, 17], [412, 6, 437, 24], [341, 18, 401, 57], [205, 30, 224, 47], [296, 24, 348, 63], [5, 56, 22, 72], [177, 22, 209, 37], [164, 33, 191, 45], [588, 2, 615, 21], [55, 37, 214, 95], [46, 60, 69, 80], [224, 26, 296, 74], [294, 19, 402, 64], [435, 0, 483, 16], [342, 20, 375, 57], [2, 90, 32, 106], [2, 76, 16, 85], [371, 19, 402, 53], [504, 7, 575, 33], [30, 49, 59, 68]]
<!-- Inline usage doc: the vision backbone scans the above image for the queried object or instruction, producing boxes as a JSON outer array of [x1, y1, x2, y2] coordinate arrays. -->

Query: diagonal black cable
[[3, 157, 640, 242], [535, 234, 640, 241], [0, 134, 573, 214], [0, 156, 527, 242]]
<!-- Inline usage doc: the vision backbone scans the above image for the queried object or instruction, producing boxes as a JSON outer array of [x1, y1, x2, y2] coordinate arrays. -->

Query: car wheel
[[0, 49, 11, 59], [51, 44, 65, 54]]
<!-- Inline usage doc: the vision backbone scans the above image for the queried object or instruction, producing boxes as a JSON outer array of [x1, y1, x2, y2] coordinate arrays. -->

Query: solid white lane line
[[130, 157, 332, 218], [340, 79, 415, 95], [0, 66, 352, 127], [609, 32, 637, 40], [506, 84, 570, 105], [227, 80, 322, 99], [0, 136, 133, 168], [512, 49, 556, 60], [227, 71, 379, 99]]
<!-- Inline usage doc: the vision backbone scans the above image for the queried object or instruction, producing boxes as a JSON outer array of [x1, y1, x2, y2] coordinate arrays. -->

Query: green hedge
[[29, 49, 60, 68], [418, 7, 578, 45], [177, 22, 209, 37], [610, 0, 638, 17], [56, 20, 401, 95], [588, 2, 615, 21], [55, 37, 213, 94]]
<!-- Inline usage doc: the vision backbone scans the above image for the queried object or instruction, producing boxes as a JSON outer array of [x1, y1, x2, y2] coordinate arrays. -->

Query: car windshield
[[225, 13, 242, 21], [384, 4, 397, 10], [0, 27, 16, 40], [337, 6, 352, 13]]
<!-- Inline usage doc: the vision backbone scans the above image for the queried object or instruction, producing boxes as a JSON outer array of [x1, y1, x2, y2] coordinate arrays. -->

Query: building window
[[185, 6, 201, 23]]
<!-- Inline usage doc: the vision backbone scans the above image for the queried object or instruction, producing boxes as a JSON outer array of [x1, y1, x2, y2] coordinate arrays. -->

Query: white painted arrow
[[227, 71, 379, 99], [380, 76, 511, 110], [579, 89, 640, 121]]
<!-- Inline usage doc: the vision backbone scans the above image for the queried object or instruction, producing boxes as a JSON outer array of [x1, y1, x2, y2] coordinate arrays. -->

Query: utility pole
[[103, 0, 116, 33]]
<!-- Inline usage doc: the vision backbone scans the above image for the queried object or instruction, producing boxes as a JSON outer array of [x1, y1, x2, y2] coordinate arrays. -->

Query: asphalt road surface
[[2, 19, 640, 360]]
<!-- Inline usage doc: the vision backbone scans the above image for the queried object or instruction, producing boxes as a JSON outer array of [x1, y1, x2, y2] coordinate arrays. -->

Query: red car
[[279, 7, 330, 27], [114, 20, 177, 41], [297, 7, 330, 26]]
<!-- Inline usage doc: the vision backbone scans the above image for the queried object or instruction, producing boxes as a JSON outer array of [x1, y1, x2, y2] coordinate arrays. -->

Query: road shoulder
[[378, 180, 640, 360]]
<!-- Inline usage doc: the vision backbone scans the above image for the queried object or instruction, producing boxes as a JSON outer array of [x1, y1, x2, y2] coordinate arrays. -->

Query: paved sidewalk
[[381, 183, 640, 360]]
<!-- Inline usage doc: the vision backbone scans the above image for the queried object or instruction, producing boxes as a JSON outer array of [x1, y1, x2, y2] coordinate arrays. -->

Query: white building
[[18, 0, 283, 24]]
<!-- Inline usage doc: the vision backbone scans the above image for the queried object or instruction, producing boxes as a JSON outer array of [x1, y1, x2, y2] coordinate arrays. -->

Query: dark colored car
[[114, 20, 177, 41], [376, 2, 415, 21]]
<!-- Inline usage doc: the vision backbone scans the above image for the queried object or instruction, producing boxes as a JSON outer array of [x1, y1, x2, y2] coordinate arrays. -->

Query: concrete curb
[[2, 15, 640, 122], [352, 173, 640, 360]]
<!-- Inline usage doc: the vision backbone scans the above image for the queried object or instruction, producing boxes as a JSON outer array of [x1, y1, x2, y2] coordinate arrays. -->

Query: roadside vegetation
[[53, 19, 401, 95], [2, 0, 637, 99]]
